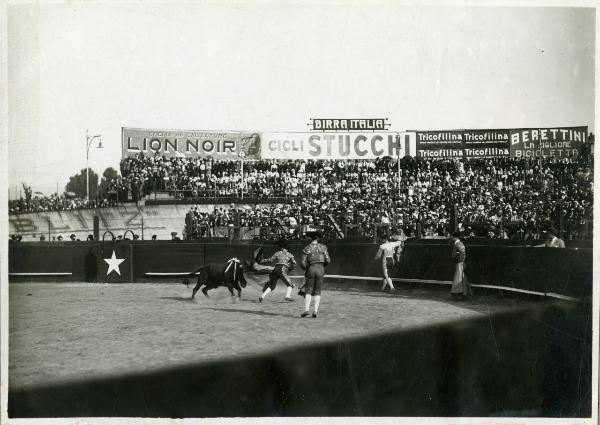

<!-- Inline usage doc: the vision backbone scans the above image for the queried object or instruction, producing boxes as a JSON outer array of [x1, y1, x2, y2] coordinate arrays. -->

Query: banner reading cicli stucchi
[[260, 132, 416, 160]]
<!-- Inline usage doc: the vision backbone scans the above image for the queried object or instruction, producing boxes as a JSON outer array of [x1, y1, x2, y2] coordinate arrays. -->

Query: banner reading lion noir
[[509, 126, 588, 158], [261, 132, 417, 159], [121, 127, 262, 160]]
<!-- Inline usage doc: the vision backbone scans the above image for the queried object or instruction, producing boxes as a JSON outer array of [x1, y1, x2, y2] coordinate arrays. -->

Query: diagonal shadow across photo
[[9, 299, 592, 418]]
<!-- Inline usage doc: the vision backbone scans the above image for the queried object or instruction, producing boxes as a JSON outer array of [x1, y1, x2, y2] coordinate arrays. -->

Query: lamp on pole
[[86, 130, 103, 202]]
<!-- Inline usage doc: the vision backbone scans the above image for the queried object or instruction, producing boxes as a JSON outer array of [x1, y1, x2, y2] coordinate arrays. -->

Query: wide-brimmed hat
[[305, 227, 322, 238]]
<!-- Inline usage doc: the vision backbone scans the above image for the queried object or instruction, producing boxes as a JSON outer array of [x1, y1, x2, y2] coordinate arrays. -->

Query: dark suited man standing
[[300, 229, 330, 318]]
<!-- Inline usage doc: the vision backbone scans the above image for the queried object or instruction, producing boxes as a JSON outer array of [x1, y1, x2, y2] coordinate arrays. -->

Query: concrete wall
[[8, 204, 254, 242], [9, 206, 593, 247], [8, 240, 593, 299]]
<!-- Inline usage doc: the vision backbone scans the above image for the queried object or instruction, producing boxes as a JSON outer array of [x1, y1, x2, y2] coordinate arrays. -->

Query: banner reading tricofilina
[[415, 129, 510, 159]]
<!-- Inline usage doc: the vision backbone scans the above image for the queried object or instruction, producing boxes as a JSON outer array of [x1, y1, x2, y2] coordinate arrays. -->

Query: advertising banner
[[261, 132, 416, 160], [122, 127, 262, 160], [509, 126, 587, 158], [309, 118, 389, 131], [415, 129, 510, 159]]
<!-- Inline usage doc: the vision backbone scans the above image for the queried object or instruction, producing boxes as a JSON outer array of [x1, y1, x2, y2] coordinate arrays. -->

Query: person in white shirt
[[534, 228, 565, 248], [374, 236, 404, 292]]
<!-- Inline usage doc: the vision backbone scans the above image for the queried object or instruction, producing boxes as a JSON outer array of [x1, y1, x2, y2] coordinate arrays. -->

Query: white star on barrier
[[104, 250, 125, 276]]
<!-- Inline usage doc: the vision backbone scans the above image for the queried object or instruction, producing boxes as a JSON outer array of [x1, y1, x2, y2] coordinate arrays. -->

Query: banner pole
[[241, 157, 244, 200], [86, 130, 89, 202], [239, 146, 246, 200]]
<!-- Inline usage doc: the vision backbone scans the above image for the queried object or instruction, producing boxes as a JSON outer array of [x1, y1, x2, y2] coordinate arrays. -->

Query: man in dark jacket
[[300, 230, 330, 318]]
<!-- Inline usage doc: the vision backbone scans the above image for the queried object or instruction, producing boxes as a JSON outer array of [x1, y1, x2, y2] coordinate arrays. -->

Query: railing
[[147, 189, 296, 202], [145, 194, 296, 205]]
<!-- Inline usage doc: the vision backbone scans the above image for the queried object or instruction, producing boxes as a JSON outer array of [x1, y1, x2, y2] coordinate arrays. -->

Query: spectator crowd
[[9, 153, 594, 240], [178, 155, 593, 240], [9, 193, 110, 214]]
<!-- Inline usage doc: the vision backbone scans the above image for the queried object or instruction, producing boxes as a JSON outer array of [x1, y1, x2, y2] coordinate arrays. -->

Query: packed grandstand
[[8, 152, 594, 241]]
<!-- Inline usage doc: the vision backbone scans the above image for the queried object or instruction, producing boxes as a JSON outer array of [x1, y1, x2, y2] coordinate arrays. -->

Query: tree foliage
[[99, 167, 119, 197], [22, 183, 32, 202], [65, 168, 99, 198]]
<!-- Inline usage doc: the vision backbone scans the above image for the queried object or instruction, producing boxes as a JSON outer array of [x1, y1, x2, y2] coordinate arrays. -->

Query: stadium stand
[[9, 155, 593, 240]]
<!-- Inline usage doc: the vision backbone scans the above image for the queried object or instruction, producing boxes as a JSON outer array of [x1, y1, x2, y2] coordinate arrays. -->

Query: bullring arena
[[6, 3, 598, 422], [9, 281, 537, 391], [7, 236, 593, 418], [6, 129, 595, 418]]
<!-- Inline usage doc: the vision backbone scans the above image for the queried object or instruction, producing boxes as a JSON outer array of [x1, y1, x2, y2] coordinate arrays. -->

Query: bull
[[184, 258, 248, 301]]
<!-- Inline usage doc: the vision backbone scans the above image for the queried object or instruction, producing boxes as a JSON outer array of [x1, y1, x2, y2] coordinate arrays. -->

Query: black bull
[[184, 260, 248, 300]]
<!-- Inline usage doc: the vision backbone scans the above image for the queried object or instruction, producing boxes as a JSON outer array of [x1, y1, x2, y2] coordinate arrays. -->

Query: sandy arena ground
[[9, 279, 541, 391]]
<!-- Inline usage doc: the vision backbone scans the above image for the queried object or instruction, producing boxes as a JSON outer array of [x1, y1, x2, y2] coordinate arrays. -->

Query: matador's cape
[[247, 247, 274, 275]]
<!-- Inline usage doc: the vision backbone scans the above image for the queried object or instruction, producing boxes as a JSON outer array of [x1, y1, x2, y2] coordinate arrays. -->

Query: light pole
[[239, 148, 246, 200], [86, 130, 103, 202]]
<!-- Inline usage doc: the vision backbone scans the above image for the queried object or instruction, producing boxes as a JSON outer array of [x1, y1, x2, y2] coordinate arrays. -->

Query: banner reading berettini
[[121, 127, 262, 160], [260, 132, 417, 160], [509, 126, 588, 158]]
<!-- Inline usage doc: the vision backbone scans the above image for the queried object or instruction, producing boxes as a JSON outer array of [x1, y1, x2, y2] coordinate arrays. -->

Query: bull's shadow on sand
[[159, 295, 195, 302], [157, 295, 245, 304], [204, 306, 291, 318], [157, 294, 260, 303], [157, 296, 294, 318]]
